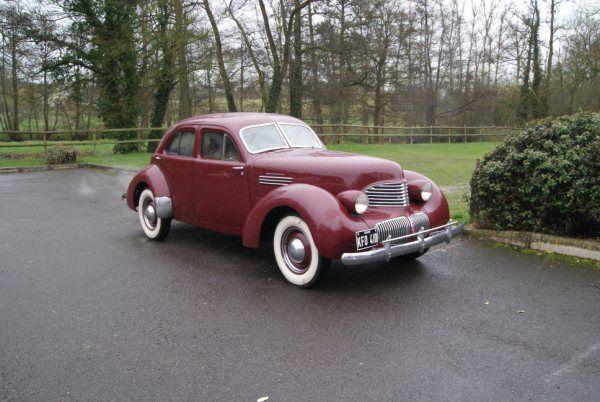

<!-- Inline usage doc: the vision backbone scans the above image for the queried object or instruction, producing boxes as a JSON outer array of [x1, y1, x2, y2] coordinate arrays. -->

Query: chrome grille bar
[[375, 216, 412, 246], [365, 181, 410, 207]]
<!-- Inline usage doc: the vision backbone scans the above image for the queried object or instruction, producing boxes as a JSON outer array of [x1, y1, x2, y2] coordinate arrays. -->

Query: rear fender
[[243, 184, 369, 260], [126, 164, 171, 211]]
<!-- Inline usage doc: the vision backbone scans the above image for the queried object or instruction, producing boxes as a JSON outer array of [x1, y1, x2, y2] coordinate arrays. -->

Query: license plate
[[355, 229, 379, 251]]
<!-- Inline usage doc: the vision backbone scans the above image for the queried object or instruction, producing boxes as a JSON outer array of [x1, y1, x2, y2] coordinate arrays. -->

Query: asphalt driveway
[[1, 169, 599, 400]]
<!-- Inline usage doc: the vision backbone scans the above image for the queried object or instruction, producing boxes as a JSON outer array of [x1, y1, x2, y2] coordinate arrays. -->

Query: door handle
[[154, 155, 161, 160], [232, 166, 244, 170]]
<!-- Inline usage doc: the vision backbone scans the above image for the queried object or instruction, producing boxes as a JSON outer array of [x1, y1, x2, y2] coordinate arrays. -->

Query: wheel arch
[[132, 181, 148, 209], [126, 164, 171, 211], [242, 184, 368, 260]]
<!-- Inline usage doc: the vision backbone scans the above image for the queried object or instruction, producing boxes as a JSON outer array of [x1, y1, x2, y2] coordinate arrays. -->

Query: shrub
[[469, 113, 600, 237], [46, 146, 78, 165]]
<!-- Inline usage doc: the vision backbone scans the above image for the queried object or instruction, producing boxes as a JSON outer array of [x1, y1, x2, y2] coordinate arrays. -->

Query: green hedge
[[470, 113, 600, 237]]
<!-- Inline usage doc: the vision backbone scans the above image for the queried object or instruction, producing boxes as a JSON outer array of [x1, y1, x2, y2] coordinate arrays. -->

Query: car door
[[155, 126, 198, 219], [193, 128, 252, 234]]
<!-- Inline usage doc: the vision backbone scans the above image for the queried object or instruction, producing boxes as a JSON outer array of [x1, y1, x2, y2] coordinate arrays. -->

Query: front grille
[[412, 212, 430, 231], [375, 216, 412, 245], [365, 181, 409, 207], [375, 213, 430, 245]]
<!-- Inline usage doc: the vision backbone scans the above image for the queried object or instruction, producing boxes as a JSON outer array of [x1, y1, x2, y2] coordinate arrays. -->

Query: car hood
[[251, 148, 404, 193]]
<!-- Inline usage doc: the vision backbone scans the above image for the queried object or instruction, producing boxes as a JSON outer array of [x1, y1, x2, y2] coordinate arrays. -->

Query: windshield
[[240, 123, 322, 154], [279, 124, 322, 148], [240, 124, 288, 154]]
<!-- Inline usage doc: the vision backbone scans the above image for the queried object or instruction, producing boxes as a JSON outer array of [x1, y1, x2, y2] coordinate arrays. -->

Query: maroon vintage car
[[125, 113, 463, 287]]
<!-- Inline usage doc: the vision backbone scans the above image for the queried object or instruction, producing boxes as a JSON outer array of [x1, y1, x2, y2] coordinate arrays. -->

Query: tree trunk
[[337, 0, 347, 124], [530, 0, 542, 118], [289, 0, 303, 118], [148, 0, 176, 152], [206, 51, 214, 113], [10, 31, 19, 134], [204, 0, 236, 112], [174, 0, 191, 119], [307, 3, 322, 125], [543, 0, 556, 115], [239, 44, 244, 112]]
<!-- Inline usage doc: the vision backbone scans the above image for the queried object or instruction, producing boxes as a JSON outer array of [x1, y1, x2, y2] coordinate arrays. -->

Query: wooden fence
[[0, 125, 518, 153]]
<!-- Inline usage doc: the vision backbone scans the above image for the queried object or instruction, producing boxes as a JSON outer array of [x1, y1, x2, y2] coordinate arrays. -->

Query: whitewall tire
[[138, 188, 171, 240], [273, 215, 329, 287]]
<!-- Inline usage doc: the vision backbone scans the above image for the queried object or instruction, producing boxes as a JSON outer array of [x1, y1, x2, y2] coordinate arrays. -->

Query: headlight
[[355, 193, 369, 214], [337, 190, 369, 215], [420, 182, 433, 201]]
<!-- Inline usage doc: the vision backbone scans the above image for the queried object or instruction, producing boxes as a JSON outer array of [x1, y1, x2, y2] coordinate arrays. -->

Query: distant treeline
[[1, 0, 598, 152]]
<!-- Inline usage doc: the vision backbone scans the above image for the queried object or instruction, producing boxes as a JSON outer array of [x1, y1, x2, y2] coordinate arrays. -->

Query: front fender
[[242, 184, 369, 260], [404, 170, 450, 227], [126, 164, 171, 211]]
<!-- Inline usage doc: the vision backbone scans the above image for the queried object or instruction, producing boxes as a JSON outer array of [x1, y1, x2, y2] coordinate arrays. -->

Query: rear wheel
[[273, 215, 329, 288], [138, 188, 171, 240]]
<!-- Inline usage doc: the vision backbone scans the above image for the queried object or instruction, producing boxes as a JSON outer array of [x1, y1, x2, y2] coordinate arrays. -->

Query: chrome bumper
[[341, 220, 465, 266]]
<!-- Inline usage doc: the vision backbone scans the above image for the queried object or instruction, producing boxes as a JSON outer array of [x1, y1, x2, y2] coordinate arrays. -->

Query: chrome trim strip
[[341, 221, 465, 266]]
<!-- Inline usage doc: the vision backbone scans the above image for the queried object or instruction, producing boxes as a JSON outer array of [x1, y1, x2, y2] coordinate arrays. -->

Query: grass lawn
[[0, 141, 499, 221]]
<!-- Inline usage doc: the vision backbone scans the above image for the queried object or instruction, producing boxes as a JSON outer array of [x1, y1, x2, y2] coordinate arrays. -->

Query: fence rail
[[0, 125, 518, 153]]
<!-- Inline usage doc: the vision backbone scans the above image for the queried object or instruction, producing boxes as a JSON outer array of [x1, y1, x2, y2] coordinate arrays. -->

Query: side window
[[201, 132, 224, 160], [178, 131, 196, 157], [165, 133, 179, 155], [201, 131, 241, 161], [223, 136, 241, 161]]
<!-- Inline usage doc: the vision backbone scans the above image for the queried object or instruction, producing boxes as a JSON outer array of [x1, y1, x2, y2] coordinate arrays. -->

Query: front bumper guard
[[341, 220, 465, 266]]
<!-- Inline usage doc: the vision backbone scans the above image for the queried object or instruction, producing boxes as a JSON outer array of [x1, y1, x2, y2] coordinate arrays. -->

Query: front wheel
[[273, 215, 329, 288], [138, 188, 171, 240]]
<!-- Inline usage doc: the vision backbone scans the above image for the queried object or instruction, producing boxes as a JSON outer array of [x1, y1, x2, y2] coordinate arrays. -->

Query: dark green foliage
[[147, 0, 175, 153], [470, 113, 600, 237], [64, 0, 141, 153], [46, 146, 78, 164]]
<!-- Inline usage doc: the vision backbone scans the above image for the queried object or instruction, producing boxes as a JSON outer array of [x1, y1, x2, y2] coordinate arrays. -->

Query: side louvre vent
[[259, 175, 293, 186]]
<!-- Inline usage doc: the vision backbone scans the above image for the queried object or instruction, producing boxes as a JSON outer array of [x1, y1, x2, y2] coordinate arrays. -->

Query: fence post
[[464, 126, 467, 142], [93, 130, 97, 155], [43, 132, 48, 153], [430, 126, 433, 143], [448, 127, 451, 143]]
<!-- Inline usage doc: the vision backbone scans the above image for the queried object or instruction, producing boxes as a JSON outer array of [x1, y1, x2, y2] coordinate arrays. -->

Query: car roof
[[176, 112, 307, 134]]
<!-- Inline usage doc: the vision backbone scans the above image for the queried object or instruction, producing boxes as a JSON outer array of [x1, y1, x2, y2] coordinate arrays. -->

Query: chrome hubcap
[[142, 197, 157, 230], [281, 226, 311, 275], [287, 238, 306, 263], [145, 204, 156, 222]]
